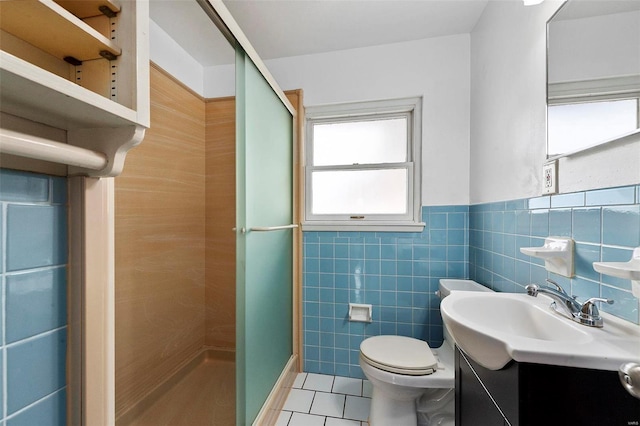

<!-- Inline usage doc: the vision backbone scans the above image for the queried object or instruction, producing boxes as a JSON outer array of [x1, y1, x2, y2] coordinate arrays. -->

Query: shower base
[[119, 348, 235, 426]]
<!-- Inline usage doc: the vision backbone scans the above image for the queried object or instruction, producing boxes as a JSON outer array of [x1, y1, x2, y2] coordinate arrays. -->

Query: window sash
[[309, 112, 412, 166], [305, 163, 414, 221]]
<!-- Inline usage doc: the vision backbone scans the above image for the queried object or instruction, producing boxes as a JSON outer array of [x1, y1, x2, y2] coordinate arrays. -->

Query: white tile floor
[[277, 373, 372, 426]]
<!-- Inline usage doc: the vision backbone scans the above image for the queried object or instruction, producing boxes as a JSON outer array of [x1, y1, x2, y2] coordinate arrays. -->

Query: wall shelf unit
[[0, 0, 149, 177]]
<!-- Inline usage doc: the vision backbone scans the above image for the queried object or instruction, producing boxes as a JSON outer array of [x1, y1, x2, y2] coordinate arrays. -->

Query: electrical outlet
[[542, 160, 557, 195]]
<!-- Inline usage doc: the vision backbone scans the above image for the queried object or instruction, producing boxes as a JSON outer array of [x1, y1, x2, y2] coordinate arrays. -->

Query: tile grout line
[[307, 390, 317, 414]]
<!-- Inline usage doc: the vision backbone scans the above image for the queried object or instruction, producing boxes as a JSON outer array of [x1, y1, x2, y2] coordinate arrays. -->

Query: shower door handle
[[249, 224, 298, 232]]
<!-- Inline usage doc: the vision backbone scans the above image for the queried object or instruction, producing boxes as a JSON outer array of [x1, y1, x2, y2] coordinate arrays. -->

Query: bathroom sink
[[440, 292, 640, 371]]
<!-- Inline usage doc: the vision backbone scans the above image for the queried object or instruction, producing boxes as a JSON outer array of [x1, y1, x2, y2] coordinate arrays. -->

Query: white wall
[[154, 28, 471, 207], [155, 1, 640, 207], [469, 0, 640, 204], [150, 19, 205, 95], [204, 64, 235, 97], [257, 35, 472, 206]]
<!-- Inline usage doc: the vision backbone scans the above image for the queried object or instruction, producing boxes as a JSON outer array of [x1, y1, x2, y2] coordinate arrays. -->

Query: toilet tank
[[437, 279, 493, 299]]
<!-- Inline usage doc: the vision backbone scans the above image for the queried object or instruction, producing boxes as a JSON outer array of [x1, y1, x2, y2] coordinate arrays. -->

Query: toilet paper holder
[[349, 303, 372, 323]]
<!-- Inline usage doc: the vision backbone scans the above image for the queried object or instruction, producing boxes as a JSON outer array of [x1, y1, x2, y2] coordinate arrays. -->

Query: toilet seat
[[360, 336, 437, 376]]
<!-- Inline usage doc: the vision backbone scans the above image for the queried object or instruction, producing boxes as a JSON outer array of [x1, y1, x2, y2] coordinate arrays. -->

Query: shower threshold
[[119, 348, 235, 426]]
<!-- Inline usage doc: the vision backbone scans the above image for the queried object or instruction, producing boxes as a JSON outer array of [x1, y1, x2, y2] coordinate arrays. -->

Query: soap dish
[[593, 247, 640, 298], [520, 237, 574, 277]]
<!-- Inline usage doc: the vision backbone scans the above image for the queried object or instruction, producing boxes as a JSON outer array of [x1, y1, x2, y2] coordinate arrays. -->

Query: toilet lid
[[360, 336, 437, 376]]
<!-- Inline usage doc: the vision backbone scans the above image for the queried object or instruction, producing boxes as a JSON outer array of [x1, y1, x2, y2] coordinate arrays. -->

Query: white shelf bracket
[[67, 125, 146, 177]]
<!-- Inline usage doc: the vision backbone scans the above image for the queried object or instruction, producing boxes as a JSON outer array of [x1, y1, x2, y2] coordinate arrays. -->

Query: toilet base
[[369, 386, 421, 426], [417, 388, 455, 426], [360, 342, 456, 426]]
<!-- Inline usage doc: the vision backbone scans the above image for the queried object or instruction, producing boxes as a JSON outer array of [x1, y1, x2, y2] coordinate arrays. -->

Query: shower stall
[[113, 2, 301, 424]]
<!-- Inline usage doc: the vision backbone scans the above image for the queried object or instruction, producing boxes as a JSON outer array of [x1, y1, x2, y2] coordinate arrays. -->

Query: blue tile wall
[[303, 206, 469, 378], [470, 184, 640, 324], [303, 184, 640, 379], [0, 169, 67, 424]]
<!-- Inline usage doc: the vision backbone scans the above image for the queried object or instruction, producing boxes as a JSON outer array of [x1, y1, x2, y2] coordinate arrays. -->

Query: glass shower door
[[235, 48, 294, 425]]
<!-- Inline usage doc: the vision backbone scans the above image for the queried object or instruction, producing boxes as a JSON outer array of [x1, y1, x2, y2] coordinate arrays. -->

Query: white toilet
[[359, 279, 492, 426]]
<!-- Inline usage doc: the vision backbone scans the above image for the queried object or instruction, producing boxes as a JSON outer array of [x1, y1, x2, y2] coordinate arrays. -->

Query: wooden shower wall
[[115, 65, 207, 419], [115, 63, 302, 420], [205, 96, 236, 349]]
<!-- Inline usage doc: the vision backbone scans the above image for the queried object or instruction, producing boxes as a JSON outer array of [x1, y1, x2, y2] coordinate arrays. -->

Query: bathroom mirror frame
[[546, 0, 640, 159]]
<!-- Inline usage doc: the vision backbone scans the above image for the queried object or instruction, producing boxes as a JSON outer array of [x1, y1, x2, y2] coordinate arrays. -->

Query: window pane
[[313, 118, 407, 166], [548, 99, 638, 156], [311, 169, 408, 215]]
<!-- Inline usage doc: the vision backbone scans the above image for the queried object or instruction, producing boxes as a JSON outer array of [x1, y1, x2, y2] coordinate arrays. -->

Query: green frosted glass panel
[[236, 48, 293, 425]]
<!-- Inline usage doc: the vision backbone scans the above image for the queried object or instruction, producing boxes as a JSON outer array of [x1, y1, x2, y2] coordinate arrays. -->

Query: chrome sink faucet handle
[[545, 278, 565, 294], [579, 297, 614, 328], [525, 283, 538, 296]]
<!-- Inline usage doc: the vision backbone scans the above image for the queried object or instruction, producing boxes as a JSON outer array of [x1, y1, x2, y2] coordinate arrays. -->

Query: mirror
[[546, 0, 640, 157]]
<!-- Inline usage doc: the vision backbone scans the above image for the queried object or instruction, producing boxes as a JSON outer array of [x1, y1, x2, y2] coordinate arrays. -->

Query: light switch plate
[[542, 160, 558, 195]]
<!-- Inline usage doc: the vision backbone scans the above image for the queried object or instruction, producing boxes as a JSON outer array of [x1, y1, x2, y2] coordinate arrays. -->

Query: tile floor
[[277, 373, 372, 426]]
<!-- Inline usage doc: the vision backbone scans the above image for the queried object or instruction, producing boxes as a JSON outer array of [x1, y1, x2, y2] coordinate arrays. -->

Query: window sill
[[301, 221, 426, 233]]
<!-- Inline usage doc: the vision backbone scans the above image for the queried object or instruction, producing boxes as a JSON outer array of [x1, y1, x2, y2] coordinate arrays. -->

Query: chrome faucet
[[525, 279, 614, 328]]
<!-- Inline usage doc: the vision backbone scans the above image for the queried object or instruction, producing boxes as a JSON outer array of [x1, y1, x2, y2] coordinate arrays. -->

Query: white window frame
[[303, 97, 424, 232]]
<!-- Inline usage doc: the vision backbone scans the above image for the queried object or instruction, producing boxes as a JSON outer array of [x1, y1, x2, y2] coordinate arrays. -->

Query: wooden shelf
[[0, 0, 120, 62], [55, 0, 121, 19], [0, 51, 138, 130]]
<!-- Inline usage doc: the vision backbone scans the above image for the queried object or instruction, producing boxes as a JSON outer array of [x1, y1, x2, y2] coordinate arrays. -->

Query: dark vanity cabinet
[[455, 347, 640, 426]]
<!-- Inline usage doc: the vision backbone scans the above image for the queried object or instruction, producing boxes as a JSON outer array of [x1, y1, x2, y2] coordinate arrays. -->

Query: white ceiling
[[149, 0, 489, 66], [223, 0, 489, 59]]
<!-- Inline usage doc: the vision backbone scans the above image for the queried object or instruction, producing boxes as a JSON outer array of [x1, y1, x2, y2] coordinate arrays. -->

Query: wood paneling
[[114, 64, 206, 420], [204, 96, 237, 349]]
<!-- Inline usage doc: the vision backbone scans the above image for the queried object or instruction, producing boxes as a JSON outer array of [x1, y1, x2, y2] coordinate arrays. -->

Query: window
[[303, 97, 423, 231]]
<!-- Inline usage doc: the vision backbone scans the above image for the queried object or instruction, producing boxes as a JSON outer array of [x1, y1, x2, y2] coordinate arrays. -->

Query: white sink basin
[[440, 291, 640, 371]]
